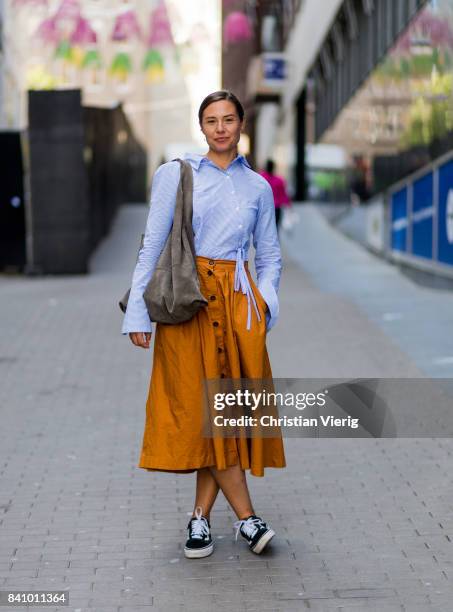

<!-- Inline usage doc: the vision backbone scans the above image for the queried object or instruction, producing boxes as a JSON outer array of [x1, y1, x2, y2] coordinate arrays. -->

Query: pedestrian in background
[[121, 90, 286, 560], [259, 159, 291, 230], [350, 154, 370, 206]]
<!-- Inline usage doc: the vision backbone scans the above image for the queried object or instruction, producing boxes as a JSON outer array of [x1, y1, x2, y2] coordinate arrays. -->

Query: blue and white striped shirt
[[121, 152, 282, 335]]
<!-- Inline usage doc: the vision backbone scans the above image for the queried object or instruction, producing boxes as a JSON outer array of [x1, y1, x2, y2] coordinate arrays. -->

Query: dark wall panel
[[27, 90, 147, 275], [83, 106, 147, 249], [0, 132, 26, 269], [295, 88, 307, 200], [28, 89, 90, 274]]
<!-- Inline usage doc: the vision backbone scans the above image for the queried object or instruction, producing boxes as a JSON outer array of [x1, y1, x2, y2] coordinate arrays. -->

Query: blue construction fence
[[390, 151, 453, 269]]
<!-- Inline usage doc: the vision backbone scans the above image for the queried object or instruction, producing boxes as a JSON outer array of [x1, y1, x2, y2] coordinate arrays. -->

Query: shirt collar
[[183, 152, 252, 171]]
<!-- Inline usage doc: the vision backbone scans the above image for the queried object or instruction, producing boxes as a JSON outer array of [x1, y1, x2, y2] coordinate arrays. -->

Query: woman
[[258, 159, 291, 231], [121, 90, 286, 559]]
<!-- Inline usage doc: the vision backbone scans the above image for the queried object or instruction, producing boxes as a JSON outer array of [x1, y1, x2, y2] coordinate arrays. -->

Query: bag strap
[[170, 158, 196, 260]]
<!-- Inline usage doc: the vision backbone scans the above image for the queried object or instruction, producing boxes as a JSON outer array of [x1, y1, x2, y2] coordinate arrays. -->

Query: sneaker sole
[[250, 529, 275, 554], [184, 541, 214, 559]]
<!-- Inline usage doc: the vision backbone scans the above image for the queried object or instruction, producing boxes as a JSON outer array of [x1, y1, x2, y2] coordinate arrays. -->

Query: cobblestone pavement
[[280, 204, 453, 379], [0, 203, 452, 612]]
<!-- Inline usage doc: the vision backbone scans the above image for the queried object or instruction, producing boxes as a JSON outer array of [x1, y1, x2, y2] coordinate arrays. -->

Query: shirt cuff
[[121, 309, 153, 335], [257, 279, 279, 332]]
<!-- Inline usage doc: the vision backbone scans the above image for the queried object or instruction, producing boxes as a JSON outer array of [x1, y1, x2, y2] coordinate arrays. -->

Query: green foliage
[[375, 49, 453, 81], [313, 171, 347, 191], [401, 72, 453, 146]]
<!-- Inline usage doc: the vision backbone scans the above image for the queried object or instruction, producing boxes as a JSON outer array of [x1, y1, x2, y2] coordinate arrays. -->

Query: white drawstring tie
[[234, 246, 261, 331]]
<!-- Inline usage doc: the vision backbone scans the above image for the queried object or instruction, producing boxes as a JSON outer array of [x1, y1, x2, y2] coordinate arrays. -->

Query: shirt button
[[213, 321, 219, 327], [238, 224, 243, 228], [235, 207, 239, 211]]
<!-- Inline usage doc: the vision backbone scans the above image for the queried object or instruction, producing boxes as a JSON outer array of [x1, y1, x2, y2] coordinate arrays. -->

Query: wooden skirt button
[[213, 321, 219, 327], [210, 295, 216, 301]]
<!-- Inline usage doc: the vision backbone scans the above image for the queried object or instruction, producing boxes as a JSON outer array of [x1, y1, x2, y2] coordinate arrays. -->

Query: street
[[1, 202, 453, 611]]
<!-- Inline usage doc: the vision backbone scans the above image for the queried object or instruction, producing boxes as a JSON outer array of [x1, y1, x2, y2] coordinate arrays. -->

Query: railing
[[388, 149, 453, 275]]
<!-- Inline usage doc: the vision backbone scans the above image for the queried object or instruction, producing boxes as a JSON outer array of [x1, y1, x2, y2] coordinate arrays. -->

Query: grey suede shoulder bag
[[119, 158, 208, 325]]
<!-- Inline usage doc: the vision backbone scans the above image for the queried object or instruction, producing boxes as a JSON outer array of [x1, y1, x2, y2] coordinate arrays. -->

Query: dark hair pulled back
[[198, 90, 244, 125]]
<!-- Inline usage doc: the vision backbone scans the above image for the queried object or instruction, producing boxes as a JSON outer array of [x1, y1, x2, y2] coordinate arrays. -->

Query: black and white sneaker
[[233, 514, 275, 554], [184, 506, 214, 559]]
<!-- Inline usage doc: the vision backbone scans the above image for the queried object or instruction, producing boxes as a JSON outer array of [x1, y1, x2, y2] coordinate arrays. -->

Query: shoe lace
[[189, 506, 209, 539], [233, 516, 266, 541]]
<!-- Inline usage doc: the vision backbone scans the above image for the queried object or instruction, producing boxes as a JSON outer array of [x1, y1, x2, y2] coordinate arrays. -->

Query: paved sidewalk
[[0, 203, 452, 611], [279, 204, 453, 378]]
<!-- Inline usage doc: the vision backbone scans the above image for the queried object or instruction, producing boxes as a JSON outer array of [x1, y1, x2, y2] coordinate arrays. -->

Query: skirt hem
[[138, 456, 287, 478]]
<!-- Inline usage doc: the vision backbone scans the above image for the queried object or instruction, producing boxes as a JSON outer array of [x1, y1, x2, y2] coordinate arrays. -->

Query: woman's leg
[[192, 467, 220, 520], [208, 464, 255, 519]]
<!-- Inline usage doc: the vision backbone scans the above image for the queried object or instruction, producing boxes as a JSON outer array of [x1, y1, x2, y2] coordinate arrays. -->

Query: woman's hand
[[129, 332, 152, 349]]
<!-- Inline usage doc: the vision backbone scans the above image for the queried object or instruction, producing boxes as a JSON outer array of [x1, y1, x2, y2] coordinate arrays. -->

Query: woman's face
[[200, 99, 244, 154]]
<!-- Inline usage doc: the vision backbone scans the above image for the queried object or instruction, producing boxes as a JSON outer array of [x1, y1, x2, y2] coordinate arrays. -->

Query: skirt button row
[[205, 272, 225, 376]]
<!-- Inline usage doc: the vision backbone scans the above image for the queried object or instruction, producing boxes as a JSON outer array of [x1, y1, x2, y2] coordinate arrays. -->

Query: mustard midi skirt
[[138, 255, 286, 477]]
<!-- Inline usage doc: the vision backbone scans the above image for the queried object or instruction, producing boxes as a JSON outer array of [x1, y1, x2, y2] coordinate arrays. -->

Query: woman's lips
[[215, 137, 228, 142]]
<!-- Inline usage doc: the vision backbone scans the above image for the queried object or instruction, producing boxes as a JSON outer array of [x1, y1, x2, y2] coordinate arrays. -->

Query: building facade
[[222, 0, 453, 283]]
